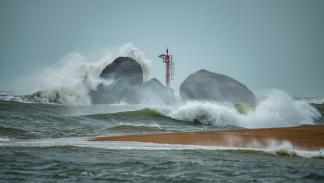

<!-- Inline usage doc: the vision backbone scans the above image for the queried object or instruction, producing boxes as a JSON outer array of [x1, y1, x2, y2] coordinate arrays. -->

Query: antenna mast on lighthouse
[[158, 48, 174, 89]]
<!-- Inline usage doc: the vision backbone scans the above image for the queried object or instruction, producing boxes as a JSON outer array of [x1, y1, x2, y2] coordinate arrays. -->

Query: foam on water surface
[[0, 137, 323, 159]]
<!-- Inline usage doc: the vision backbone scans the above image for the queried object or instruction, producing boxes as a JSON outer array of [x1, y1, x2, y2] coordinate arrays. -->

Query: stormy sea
[[0, 93, 324, 182], [1, 45, 324, 182]]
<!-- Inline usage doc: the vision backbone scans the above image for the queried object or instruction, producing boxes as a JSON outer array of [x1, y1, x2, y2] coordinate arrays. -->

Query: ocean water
[[0, 93, 324, 182]]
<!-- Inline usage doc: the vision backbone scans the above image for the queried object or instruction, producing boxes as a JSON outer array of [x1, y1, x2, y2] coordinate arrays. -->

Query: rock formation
[[139, 78, 176, 104], [90, 57, 175, 104], [90, 57, 143, 104], [180, 69, 256, 105]]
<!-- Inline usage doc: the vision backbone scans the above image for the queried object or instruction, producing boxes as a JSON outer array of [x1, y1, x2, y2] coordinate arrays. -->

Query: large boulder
[[99, 57, 143, 84], [139, 78, 176, 105], [180, 70, 256, 105], [90, 57, 143, 104]]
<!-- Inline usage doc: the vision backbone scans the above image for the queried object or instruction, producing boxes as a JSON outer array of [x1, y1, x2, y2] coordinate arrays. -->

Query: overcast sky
[[1, 0, 323, 97]]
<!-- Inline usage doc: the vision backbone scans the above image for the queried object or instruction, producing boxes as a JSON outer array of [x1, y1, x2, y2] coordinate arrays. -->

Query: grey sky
[[0, 0, 323, 97]]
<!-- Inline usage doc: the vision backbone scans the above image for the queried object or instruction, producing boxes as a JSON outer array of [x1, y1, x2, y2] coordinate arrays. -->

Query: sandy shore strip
[[91, 125, 324, 150]]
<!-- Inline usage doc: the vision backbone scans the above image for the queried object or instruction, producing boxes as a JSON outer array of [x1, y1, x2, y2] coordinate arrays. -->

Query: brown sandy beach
[[92, 125, 324, 150]]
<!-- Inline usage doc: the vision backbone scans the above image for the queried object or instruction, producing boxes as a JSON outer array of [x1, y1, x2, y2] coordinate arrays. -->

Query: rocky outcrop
[[139, 78, 176, 104], [180, 69, 256, 105], [90, 57, 175, 105], [90, 57, 143, 104], [99, 57, 143, 85]]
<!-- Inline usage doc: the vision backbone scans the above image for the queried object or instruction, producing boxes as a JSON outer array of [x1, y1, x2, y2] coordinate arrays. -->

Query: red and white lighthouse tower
[[158, 48, 174, 89]]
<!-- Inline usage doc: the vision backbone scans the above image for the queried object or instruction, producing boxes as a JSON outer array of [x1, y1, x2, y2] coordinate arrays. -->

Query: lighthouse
[[158, 48, 174, 89]]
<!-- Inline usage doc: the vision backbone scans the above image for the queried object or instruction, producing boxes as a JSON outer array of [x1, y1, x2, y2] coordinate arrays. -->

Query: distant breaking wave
[[0, 93, 57, 104]]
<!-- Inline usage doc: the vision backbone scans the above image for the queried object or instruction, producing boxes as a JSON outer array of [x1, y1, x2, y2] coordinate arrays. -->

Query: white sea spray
[[19, 43, 151, 106], [157, 90, 320, 128]]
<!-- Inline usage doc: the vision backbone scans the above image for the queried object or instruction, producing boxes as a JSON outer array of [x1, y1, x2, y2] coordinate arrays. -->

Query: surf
[[0, 137, 323, 159], [155, 90, 321, 128]]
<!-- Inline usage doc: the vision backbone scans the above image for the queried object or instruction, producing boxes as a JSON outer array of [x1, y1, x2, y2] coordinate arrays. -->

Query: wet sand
[[91, 125, 324, 150]]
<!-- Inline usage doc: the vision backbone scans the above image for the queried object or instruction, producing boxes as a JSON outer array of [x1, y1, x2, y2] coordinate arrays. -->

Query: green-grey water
[[1, 98, 324, 182]]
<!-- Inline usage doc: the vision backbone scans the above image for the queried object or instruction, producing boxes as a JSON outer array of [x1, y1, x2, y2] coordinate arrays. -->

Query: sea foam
[[156, 90, 321, 128], [0, 137, 322, 158]]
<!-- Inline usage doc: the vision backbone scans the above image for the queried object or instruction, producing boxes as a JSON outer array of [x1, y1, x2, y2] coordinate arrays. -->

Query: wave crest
[[158, 90, 321, 128], [84, 108, 167, 120]]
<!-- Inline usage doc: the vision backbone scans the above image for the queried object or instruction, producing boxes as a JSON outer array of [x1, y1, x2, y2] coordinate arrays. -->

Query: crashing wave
[[82, 90, 321, 129], [156, 90, 321, 128], [17, 43, 151, 106]]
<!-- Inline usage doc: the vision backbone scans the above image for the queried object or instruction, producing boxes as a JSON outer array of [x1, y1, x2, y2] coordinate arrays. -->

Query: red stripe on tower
[[158, 48, 174, 89]]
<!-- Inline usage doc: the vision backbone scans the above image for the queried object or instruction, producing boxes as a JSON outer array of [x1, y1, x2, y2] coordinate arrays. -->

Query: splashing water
[[157, 90, 321, 128], [20, 43, 151, 105], [6, 44, 321, 128]]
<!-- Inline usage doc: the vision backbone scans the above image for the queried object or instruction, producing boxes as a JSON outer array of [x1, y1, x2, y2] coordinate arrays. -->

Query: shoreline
[[91, 125, 324, 150]]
